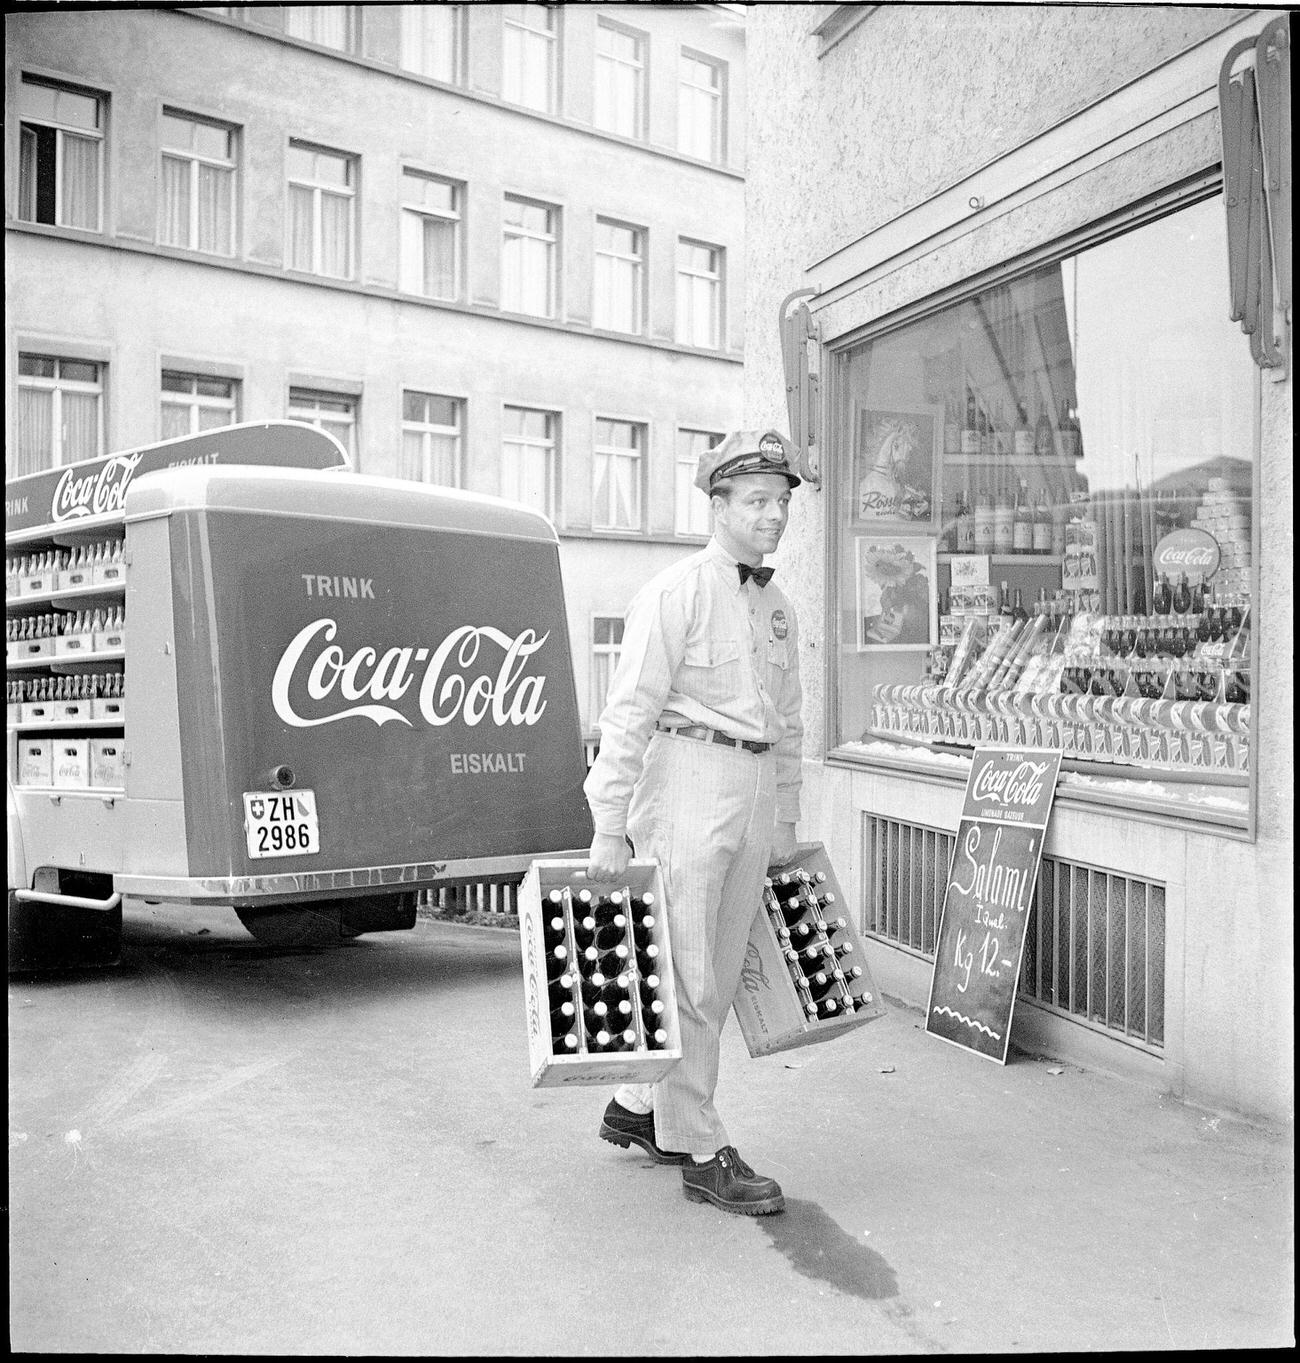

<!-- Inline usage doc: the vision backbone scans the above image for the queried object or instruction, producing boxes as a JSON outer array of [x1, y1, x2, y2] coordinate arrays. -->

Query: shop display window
[[830, 195, 1257, 815]]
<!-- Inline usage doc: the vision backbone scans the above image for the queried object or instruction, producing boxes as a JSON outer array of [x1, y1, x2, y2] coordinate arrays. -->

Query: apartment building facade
[[5, 3, 747, 732]]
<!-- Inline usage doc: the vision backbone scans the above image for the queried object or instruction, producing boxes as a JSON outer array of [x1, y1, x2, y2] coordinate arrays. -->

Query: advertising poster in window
[[852, 403, 941, 528], [856, 535, 937, 650]]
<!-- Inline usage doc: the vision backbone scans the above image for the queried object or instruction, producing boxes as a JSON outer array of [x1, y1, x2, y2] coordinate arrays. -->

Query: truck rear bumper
[[114, 851, 587, 905]]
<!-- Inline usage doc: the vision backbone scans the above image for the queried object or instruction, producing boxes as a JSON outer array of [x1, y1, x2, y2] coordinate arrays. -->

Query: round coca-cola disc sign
[[1153, 527, 1221, 581]]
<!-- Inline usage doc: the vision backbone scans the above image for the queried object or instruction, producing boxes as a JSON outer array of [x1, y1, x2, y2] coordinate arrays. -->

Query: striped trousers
[[615, 730, 777, 1157]]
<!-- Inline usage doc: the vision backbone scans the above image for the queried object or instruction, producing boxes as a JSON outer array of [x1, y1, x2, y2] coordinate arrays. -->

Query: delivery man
[[584, 429, 804, 1216]]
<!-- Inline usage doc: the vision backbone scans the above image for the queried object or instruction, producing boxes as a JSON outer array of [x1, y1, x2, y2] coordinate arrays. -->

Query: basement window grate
[[861, 814, 1165, 1050]]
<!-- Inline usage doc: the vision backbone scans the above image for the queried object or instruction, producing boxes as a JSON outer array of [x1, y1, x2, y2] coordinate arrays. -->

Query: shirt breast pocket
[[681, 639, 743, 709]]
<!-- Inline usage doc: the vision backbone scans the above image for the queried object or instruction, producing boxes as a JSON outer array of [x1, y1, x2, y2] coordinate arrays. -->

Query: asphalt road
[[8, 904, 1294, 1355]]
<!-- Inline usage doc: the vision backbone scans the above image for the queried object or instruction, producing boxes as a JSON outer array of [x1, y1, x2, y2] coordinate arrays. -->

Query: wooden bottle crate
[[731, 842, 886, 1057], [519, 857, 682, 1089]]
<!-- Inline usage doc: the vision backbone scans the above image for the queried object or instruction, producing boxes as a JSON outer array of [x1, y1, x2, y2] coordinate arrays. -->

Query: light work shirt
[[584, 537, 803, 839]]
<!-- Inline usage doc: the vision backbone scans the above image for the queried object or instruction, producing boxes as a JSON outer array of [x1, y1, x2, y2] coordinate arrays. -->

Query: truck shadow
[[18, 910, 524, 1010]]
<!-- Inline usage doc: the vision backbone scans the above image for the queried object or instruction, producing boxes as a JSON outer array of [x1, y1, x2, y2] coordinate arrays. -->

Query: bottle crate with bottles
[[732, 842, 885, 1057], [519, 859, 683, 1087]]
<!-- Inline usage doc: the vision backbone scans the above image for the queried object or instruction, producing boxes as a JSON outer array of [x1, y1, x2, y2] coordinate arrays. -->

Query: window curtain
[[197, 162, 232, 254], [61, 390, 100, 461], [320, 191, 351, 277], [60, 132, 99, 229], [13, 388, 53, 477], [288, 184, 314, 270], [160, 155, 190, 247], [423, 217, 455, 298]]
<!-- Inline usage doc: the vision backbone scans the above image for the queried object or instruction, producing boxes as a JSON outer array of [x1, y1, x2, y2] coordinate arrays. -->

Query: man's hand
[[768, 821, 798, 869], [586, 832, 631, 882]]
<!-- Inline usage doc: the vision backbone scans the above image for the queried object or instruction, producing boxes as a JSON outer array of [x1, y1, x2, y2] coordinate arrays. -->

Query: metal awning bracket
[[1218, 23, 1290, 376], [779, 287, 823, 486]]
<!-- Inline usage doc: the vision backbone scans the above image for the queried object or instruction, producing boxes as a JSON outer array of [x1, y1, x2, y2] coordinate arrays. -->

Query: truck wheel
[[233, 893, 416, 947], [234, 904, 348, 947]]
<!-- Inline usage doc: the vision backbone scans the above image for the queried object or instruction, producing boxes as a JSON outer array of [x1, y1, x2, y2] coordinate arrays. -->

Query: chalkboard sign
[[925, 746, 1062, 1063]]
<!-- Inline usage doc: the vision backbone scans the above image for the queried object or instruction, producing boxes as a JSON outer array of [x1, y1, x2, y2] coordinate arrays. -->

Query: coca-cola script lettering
[[51, 453, 144, 523], [271, 619, 550, 729], [1153, 528, 1221, 579], [970, 757, 1050, 809]]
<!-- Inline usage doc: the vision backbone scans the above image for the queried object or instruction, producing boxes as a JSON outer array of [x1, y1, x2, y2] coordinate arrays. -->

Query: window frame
[[593, 216, 645, 335], [158, 108, 238, 256], [501, 403, 560, 522], [594, 16, 648, 140], [400, 389, 465, 488], [13, 353, 105, 476], [17, 74, 106, 233], [399, 168, 464, 301], [592, 414, 647, 533], [675, 426, 722, 538], [159, 369, 239, 440], [676, 237, 724, 349], [287, 385, 358, 461], [502, 3, 560, 114], [820, 175, 1262, 832], [282, 4, 360, 53], [285, 139, 358, 280], [399, 2, 465, 83], [501, 193, 560, 318], [677, 48, 726, 163], [591, 613, 626, 722]]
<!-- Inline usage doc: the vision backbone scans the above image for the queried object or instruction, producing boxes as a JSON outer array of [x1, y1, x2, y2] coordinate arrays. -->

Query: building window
[[400, 3, 463, 82], [287, 141, 356, 279], [12, 355, 104, 479], [592, 615, 625, 720], [594, 18, 646, 139], [502, 195, 558, 318], [400, 391, 463, 487], [676, 428, 720, 537], [160, 371, 238, 440], [17, 76, 104, 231], [159, 110, 236, 255], [283, 5, 358, 52], [502, 3, 558, 114], [833, 194, 1257, 804], [502, 405, 557, 520], [400, 171, 462, 300], [678, 51, 725, 162], [593, 419, 645, 532], [676, 239, 723, 349], [289, 387, 357, 460], [593, 218, 644, 334]]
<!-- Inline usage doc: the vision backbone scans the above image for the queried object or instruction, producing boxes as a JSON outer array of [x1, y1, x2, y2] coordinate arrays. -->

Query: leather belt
[[657, 722, 773, 755]]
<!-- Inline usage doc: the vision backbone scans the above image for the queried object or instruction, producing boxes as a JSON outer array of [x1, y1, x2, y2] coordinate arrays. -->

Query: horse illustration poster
[[853, 404, 941, 527], [856, 535, 937, 650]]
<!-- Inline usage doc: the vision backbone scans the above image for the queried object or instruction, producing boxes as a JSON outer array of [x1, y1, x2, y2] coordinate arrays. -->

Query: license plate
[[242, 790, 320, 859]]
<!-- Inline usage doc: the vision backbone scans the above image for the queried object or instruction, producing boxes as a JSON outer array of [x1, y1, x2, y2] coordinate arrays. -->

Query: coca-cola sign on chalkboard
[[926, 747, 1062, 1064], [1153, 527, 1221, 581]]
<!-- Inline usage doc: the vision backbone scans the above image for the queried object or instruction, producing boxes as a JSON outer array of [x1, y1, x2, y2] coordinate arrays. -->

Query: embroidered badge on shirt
[[771, 609, 789, 641]]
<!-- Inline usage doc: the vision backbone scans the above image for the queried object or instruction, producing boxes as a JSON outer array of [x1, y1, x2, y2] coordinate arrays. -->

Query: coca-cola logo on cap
[[1153, 528, 1221, 580]]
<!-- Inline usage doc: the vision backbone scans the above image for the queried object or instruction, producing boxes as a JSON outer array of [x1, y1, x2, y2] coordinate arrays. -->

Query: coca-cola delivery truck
[[6, 422, 593, 970]]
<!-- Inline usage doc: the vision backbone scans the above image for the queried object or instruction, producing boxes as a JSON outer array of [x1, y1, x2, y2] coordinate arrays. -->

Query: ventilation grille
[[862, 815, 1165, 1050]]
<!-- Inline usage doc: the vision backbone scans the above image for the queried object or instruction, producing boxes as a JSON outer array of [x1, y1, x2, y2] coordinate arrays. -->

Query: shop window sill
[[827, 737, 1250, 836]]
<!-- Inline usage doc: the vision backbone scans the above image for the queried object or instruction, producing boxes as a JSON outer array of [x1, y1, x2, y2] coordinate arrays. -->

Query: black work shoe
[[681, 1146, 785, 1215], [598, 1099, 689, 1165]]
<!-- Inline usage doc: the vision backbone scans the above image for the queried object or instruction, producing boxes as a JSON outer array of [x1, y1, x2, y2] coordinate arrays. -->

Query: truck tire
[[234, 892, 417, 947], [234, 903, 349, 947]]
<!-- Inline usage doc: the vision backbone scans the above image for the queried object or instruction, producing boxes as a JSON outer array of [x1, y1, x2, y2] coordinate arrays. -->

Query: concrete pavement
[[8, 909, 1294, 1354]]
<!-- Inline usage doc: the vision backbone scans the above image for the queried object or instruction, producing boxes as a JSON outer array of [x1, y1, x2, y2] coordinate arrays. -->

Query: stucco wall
[[744, 5, 1292, 1125]]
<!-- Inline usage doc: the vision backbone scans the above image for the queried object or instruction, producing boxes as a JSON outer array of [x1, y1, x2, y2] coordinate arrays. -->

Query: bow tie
[[737, 563, 775, 588]]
